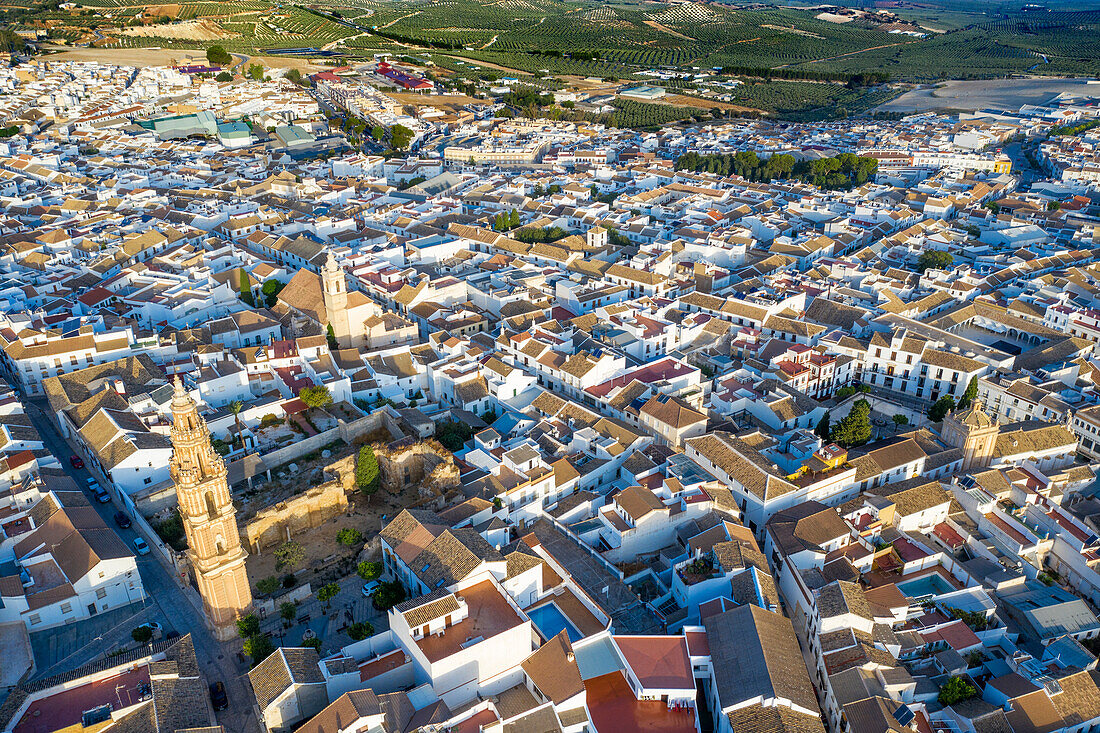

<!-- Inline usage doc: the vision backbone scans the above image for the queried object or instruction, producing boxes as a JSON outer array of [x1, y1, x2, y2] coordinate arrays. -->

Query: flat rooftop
[[415, 580, 524, 664], [585, 670, 697, 733], [14, 665, 150, 733]]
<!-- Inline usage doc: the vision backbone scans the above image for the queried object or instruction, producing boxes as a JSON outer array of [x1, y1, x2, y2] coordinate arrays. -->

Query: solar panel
[[893, 704, 915, 726]]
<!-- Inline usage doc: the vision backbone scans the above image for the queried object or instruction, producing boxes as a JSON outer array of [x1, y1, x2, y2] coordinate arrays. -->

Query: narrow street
[[24, 401, 262, 733]]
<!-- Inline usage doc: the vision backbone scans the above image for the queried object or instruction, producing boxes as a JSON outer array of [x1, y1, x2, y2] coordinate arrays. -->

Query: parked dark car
[[209, 681, 228, 711], [70, 455, 84, 469], [113, 512, 132, 529]]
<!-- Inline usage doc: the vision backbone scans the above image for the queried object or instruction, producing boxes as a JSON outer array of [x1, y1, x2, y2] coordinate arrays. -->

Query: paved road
[[24, 402, 262, 733], [231, 53, 249, 74]]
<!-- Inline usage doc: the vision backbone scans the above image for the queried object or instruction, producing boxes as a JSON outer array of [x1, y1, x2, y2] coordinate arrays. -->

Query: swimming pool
[[897, 573, 955, 599], [528, 603, 583, 642]]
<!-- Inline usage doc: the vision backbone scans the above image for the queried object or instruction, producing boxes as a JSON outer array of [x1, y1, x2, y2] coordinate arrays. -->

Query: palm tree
[[228, 400, 244, 446]]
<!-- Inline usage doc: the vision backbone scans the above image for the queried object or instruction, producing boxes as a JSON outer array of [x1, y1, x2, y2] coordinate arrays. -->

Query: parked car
[[69, 455, 84, 469], [113, 512, 132, 529], [132, 537, 150, 555], [94, 485, 111, 503], [86, 477, 98, 488], [361, 580, 381, 597], [209, 682, 228, 711], [134, 621, 161, 639]]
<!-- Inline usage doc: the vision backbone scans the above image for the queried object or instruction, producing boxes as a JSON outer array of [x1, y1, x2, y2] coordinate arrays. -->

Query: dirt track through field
[[642, 20, 693, 41], [775, 40, 917, 68]]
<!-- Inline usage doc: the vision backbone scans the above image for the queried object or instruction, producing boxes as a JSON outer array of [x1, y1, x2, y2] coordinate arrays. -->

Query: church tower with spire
[[169, 376, 252, 641], [322, 252, 351, 348]]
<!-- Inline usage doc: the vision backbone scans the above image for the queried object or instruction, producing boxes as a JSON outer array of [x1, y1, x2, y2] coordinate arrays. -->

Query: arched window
[[215, 534, 225, 555], [205, 492, 218, 519]]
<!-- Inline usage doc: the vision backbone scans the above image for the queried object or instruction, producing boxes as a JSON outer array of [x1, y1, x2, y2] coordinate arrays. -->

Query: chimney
[[114, 379, 126, 396]]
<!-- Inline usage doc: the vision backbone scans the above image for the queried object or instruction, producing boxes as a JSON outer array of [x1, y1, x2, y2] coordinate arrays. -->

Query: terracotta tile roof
[[726, 704, 825, 733], [521, 631, 584, 704], [399, 590, 461, 628]]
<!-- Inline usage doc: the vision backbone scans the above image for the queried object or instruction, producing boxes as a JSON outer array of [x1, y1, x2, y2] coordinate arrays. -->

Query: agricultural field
[[18, 0, 1092, 77], [9, 0, 1100, 119]]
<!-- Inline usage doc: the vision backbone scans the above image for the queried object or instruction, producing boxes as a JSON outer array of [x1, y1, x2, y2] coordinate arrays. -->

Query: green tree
[[938, 676, 978, 706], [131, 625, 153, 644], [892, 414, 910, 432], [280, 601, 297, 623], [435, 420, 473, 451], [814, 411, 830, 440], [275, 540, 304, 571], [261, 278, 284, 307], [243, 633, 275, 666], [929, 394, 956, 422], [1047, 200, 1061, 211], [317, 582, 340, 606], [508, 209, 520, 228], [248, 63, 264, 81], [390, 123, 413, 151], [256, 576, 280, 596], [357, 561, 382, 580], [236, 613, 261, 638], [337, 527, 364, 546], [370, 125, 384, 141], [239, 268, 254, 305], [957, 377, 978, 410], [372, 581, 406, 610], [356, 444, 380, 498], [830, 400, 872, 448], [326, 323, 338, 350], [215, 71, 232, 82], [347, 621, 374, 640], [298, 385, 333, 409], [228, 400, 245, 443], [917, 250, 954, 273], [301, 637, 322, 651], [286, 68, 301, 83], [206, 45, 232, 66]]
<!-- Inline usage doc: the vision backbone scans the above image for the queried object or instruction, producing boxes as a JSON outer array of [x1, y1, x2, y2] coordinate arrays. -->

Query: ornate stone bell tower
[[169, 375, 252, 641]]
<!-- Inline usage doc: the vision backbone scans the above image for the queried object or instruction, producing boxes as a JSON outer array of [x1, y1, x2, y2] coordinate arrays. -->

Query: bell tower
[[322, 252, 351, 348], [169, 375, 252, 641], [940, 399, 1000, 473]]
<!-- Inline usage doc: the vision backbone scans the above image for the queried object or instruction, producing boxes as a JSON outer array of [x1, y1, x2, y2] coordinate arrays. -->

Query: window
[[28, 614, 40, 625], [60, 602, 72, 614], [96, 588, 107, 600]]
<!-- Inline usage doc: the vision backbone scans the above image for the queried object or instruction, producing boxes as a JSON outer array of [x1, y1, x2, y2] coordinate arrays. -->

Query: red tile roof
[[614, 636, 693, 691]]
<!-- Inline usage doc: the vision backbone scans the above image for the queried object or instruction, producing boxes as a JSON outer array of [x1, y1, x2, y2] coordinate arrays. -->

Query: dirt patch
[[245, 513, 360, 589], [144, 4, 181, 18], [760, 24, 824, 39], [119, 18, 235, 40], [389, 91, 482, 110], [245, 488, 418, 591], [40, 45, 327, 72], [815, 11, 855, 23], [642, 19, 693, 40], [444, 54, 532, 76], [663, 93, 764, 114]]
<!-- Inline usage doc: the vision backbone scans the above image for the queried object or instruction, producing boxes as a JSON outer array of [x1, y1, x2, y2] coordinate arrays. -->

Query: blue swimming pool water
[[528, 603, 583, 642], [897, 573, 954, 598]]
